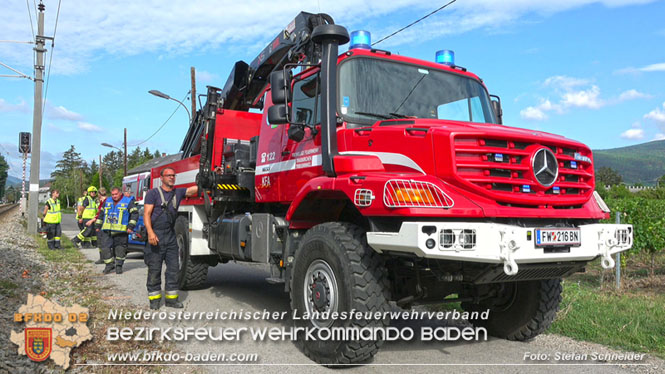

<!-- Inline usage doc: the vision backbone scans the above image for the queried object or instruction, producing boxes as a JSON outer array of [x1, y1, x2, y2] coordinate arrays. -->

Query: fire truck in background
[[145, 12, 632, 364]]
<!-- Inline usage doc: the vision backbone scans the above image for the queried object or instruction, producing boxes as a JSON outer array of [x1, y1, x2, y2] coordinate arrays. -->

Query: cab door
[[279, 71, 324, 202]]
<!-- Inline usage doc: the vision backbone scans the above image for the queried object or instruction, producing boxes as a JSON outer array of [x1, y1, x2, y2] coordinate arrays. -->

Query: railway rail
[[0, 203, 20, 217]]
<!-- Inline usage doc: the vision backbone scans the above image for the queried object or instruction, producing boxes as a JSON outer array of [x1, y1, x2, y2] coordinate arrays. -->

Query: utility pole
[[27, 3, 47, 233], [123, 128, 127, 176], [190, 67, 196, 118], [21, 152, 27, 216], [99, 155, 102, 188]]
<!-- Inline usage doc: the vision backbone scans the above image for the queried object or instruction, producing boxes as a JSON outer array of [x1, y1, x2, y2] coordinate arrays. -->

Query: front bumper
[[367, 222, 633, 276]]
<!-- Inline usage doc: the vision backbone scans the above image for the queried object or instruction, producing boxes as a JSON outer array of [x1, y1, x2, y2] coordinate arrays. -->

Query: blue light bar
[[350, 30, 371, 50], [435, 50, 455, 66]]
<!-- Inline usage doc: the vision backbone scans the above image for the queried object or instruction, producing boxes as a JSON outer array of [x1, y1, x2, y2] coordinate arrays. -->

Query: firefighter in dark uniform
[[72, 186, 98, 248], [42, 189, 62, 250], [95, 187, 138, 275], [143, 167, 198, 309]]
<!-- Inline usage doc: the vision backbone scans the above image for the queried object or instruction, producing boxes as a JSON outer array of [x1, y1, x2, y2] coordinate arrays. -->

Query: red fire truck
[[149, 12, 633, 364]]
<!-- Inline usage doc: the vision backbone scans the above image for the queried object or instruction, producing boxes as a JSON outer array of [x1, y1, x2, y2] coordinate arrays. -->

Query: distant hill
[[593, 140, 665, 185], [6, 175, 21, 187], [4, 176, 52, 189]]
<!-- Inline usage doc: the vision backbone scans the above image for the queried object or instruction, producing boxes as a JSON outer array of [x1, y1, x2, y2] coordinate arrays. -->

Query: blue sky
[[1, 0, 664, 178]]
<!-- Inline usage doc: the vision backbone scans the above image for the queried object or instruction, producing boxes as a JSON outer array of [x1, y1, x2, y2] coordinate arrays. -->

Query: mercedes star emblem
[[532, 148, 558, 187]]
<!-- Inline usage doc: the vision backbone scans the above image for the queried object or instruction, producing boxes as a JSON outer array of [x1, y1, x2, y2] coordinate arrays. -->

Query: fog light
[[440, 229, 455, 248], [426, 238, 436, 249]]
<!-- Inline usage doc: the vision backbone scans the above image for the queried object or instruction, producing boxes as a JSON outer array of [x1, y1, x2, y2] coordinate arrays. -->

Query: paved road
[[61, 213, 661, 373]]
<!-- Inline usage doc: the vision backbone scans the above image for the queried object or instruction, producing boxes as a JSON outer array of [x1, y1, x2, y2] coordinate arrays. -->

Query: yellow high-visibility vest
[[43, 198, 61, 224]]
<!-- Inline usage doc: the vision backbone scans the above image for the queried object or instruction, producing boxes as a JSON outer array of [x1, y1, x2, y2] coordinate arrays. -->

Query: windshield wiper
[[355, 111, 410, 120], [354, 111, 393, 120], [388, 112, 412, 119]]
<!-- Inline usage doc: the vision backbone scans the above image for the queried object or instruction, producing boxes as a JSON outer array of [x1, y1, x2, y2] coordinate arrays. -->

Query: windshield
[[338, 57, 497, 125]]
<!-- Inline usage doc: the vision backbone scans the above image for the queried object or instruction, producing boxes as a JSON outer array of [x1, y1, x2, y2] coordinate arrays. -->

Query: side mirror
[[490, 95, 503, 125], [270, 70, 292, 104], [268, 104, 288, 124], [288, 124, 305, 142]]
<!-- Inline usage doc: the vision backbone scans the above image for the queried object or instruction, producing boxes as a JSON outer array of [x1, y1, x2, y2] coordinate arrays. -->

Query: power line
[[132, 93, 190, 146], [372, 0, 457, 46], [42, 0, 62, 112], [25, 0, 35, 40]]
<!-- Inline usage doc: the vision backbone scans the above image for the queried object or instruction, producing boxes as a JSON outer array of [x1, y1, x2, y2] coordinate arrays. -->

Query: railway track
[[0, 203, 19, 217]]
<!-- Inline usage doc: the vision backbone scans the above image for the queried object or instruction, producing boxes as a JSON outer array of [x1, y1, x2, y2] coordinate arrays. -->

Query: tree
[[51, 145, 87, 207], [5, 185, 17, 203], [659, 174, 665, 188], [0, 154, 8, 200], [128, 146, 143, 169], [596, 167, 623, 187]]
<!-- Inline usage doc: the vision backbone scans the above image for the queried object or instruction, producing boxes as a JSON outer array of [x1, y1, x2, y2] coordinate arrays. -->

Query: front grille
[[453, 136, 593, 207]]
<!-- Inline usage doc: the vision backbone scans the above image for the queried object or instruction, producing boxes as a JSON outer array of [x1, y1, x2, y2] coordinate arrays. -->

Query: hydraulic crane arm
[[180, 12, 336, 159]]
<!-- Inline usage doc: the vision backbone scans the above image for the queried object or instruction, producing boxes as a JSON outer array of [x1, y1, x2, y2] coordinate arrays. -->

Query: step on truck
[[150, 12, 633, 364]]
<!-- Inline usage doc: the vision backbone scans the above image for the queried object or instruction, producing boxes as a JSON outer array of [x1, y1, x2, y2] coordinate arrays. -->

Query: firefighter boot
[[165, 299, 183, 308], [71, 236, 82, 248], [115, 261, 123, 274], [149, 299, 161, 310], [103, 263, 115, 274], [165, 296, 183, 309], [95, 250, 103, 264]]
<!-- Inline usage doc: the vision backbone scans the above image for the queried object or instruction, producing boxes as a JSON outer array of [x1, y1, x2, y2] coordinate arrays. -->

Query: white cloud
[[620, 128, 644, 140], [616, 62, 665, 74], [561, 85, 604, 109], [0, 142, 60, 179], [0, 98, 29, 113], [520, 78, 649, 119], [617, 89, 651, 101], [520, 106, 548, 121], [196, 70, 219, 84], [543, 75, 590, 91], [644, 102, 665, 123], [45, 103, 84, 121], [77, 122, 103, 132], [653, 133, 665, 140], [0, 1, 658, 75]]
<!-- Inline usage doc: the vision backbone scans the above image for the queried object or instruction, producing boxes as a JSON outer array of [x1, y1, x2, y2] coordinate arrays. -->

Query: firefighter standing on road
[[95, 187, 138, 274], [75, 191, 87, 243], [72, 186, 98, 248], [90, 187, 108, 264], [143, 167, 198, 310], [42, 189, 62, 250]]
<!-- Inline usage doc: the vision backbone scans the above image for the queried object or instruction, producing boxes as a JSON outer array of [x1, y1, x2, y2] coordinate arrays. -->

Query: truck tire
[[175, 216, 208, 290], [463, 278, 562, 341], [290, 222, 390, 365]]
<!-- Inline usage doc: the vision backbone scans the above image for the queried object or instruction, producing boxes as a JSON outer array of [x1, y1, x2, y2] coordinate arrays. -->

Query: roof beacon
[[350, 30, 371, 49], [435, 49, 455, 66]]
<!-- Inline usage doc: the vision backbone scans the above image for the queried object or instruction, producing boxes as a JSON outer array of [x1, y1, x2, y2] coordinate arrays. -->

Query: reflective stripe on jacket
[[44, 198, 61, 224], [81, 196, 97, 219], [101, 196, 134, 232]]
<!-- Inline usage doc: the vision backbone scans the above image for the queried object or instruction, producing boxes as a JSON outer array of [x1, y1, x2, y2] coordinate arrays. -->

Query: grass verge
[[31, 235, 176, 373], [549, 279, 665, 359]]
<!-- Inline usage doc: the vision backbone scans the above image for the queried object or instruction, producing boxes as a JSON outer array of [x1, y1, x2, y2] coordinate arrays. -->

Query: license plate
[[535, 228, 581, 247]]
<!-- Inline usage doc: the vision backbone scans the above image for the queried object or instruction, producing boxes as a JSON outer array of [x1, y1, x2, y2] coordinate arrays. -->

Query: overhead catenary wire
[[25, 0, 35, 40], [0, 61, 32, 80], [372, 0, 457, 46], [42, 0, 62, 112], [132, 92, 191, 147], [0, 40, 34, 44]]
